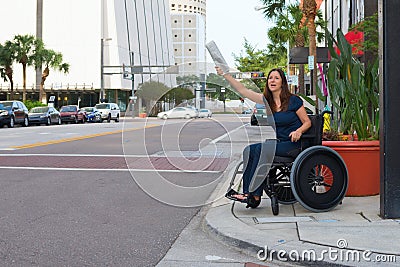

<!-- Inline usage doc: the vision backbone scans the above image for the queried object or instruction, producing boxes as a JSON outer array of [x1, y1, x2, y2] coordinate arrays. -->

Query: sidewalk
[[205, 124, 400, 266]]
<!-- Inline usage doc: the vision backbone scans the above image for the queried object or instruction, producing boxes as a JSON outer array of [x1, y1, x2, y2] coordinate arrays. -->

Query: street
[[0, 114, 269, 266]]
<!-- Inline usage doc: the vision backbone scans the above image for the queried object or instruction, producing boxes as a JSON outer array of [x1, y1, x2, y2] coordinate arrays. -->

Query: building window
[[188, 20, 192, 23], [174, 34, 178, 37], [188, 34, 192, 37], [189, 63, 192, 65], [172, 4, 175, 7], [174, 20, 177, 23], [189, 49, 192, 51]]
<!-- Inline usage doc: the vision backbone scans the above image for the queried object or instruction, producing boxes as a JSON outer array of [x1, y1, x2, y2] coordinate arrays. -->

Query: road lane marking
[[0, 166, 222, 173], [8, 124, 158, 150]]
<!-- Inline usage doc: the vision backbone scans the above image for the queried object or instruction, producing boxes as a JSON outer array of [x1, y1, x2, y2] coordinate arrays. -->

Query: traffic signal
[[251, 72, 264, 78], [239, 97, 244, 103]]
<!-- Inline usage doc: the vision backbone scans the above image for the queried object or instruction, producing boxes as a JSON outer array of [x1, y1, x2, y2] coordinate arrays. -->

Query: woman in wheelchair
[[216, 67, 311, 208]]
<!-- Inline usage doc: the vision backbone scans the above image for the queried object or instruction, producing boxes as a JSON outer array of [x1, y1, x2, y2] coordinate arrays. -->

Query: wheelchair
[[226, 111, 348, 216]]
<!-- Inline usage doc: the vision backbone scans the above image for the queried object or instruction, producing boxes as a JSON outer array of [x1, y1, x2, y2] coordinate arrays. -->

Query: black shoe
[[246, 195, 261, 209], [225, 189, 248, 203]]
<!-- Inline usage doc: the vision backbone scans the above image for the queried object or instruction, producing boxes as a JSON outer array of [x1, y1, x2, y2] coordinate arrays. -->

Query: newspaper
[[205, 41, 230, 73]]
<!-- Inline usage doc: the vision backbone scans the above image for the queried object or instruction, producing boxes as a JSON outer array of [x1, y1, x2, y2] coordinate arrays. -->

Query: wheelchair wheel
[[290, 146, 348, 212], [272, 166, 297, 204]]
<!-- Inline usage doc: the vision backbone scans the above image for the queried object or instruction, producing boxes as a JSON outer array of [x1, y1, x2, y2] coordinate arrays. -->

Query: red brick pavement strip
[[0, 156, 229, 171]]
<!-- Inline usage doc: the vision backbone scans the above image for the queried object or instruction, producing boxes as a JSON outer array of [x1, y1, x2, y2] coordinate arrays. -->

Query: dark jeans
[[242, 140, 301, 196]]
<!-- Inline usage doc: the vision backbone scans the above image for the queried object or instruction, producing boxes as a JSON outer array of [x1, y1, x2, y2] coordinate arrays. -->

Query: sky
[[206, 0, 274, 68]]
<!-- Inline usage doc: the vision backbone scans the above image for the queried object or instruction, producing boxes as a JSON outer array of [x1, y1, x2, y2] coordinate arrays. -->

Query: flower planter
[[322, 140, 380, 196], [139, 113, 147, 118]]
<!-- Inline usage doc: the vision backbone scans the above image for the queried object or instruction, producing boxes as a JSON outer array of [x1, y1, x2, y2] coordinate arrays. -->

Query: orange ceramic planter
[[322, 140, 380, 196], [139, 113, 147, 118]]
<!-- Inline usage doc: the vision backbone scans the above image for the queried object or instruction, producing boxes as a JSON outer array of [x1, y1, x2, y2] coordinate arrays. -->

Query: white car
[[198, 109, 212, 118], [157, 107, 198, 120], [94, 103, 120, 122]]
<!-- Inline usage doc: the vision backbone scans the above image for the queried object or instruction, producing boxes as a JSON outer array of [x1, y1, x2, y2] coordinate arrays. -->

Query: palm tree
[[13, 34, 36, 101], [301, 0, 318, 110], [0, 41, 16, 100], [267, 4, 325, 94], [34, 39, 69, 103]]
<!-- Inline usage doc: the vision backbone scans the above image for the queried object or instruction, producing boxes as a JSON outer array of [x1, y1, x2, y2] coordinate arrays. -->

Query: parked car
[[94, 103, 120, 122], [157, 107, 198, 120], [28, 106, 61, 125], [198, 109, 212, 118], [0, 100, 29, 128], [81, 107, 102, 123], [242, 108, 253, 114], [250, 103, 268, 126], [59, 105, 86, 123]]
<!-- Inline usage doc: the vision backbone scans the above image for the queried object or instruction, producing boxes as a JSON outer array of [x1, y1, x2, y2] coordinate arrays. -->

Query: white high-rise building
[[0, 0, 176, 111], [169, 0, 207, 77]]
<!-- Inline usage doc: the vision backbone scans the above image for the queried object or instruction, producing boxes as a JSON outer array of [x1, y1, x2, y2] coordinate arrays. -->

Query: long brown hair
[[263, 68, 292, 112]]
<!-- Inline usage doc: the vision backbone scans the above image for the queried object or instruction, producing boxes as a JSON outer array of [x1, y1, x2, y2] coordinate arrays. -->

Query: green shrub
[[24, 100, 47, 111]]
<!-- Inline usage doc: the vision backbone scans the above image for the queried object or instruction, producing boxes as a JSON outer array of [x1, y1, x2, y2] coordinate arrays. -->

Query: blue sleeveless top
[[273, 95, 303, 142]]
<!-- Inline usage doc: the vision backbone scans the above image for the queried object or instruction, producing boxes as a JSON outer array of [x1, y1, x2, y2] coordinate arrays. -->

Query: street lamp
[[100, 37, 112, 103]]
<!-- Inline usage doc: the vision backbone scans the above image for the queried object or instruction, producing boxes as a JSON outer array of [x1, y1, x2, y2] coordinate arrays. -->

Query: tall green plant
[[13, 34, 36, 101], [326, 29, 379, 140]]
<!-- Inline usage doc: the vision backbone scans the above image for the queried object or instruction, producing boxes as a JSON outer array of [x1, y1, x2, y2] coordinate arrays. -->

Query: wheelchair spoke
[[321, 182, 332, 187]]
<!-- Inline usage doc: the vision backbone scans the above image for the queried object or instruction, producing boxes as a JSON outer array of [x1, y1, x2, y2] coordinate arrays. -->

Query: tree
[[260, 0, 323, 111], [301, 0, 319, 110], [267, 4, 325, 94], [0, 41, 16, 100], [137, 81, 170, 102], [34, 39, 69, 103], [233, 39, 277, 90], [13, 34, 36, 101], [176, 74, 200, 89], [161, 87, 194, 106]]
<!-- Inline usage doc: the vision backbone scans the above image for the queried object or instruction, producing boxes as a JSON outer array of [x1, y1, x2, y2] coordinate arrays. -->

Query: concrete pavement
[[205, 124, 400, 266]]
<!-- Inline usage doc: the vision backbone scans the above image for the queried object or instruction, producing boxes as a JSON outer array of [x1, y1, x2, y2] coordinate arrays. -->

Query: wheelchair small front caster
[[271, 195, 279, 216]]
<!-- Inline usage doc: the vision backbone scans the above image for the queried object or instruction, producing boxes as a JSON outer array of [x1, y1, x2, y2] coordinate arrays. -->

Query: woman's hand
[[289, 129, 302, 142], [215, 66, 225, 76]]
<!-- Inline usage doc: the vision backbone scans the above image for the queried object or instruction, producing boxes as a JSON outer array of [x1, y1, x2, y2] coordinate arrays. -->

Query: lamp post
[[100, 37, 112, 103]]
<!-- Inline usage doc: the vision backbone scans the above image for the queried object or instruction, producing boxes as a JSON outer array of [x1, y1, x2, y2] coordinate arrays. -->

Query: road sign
[[308, 56, 315, 70], [287, 75, 298, 86]]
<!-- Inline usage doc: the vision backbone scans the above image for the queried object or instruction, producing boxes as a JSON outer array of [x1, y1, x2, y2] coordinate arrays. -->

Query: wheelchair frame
[[226, 111, 349, 215]]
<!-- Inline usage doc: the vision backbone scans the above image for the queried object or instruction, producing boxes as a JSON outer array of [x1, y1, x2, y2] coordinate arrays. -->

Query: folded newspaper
[[205, 40, 230, 73]]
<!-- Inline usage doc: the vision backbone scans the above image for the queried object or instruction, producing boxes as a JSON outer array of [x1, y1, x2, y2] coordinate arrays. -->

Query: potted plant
[[139, 107, 147, 118], [322, 28, 380, 196]]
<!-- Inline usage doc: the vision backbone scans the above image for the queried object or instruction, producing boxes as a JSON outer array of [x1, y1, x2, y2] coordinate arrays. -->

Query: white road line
[[0, 154, 148, 157], [0, 166, 221, 173], [210, 124, 247, 144]]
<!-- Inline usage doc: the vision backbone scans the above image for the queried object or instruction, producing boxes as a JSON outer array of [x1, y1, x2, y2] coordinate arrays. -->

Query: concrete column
[[380, 0, 400, 218]]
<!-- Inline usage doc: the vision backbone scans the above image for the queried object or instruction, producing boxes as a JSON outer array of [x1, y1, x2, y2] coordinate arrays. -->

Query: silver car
[[157, 107, 198, 120]]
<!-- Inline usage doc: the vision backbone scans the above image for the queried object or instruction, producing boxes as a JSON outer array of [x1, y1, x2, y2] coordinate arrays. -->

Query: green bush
[[24, 100, 47, 111]]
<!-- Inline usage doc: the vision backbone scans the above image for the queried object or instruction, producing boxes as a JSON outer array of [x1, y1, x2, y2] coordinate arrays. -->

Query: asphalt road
[[0, 115, 247, 266]]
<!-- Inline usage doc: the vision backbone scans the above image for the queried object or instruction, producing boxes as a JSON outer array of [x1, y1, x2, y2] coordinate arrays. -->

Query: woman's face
[[267, 71, 283, 93]]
